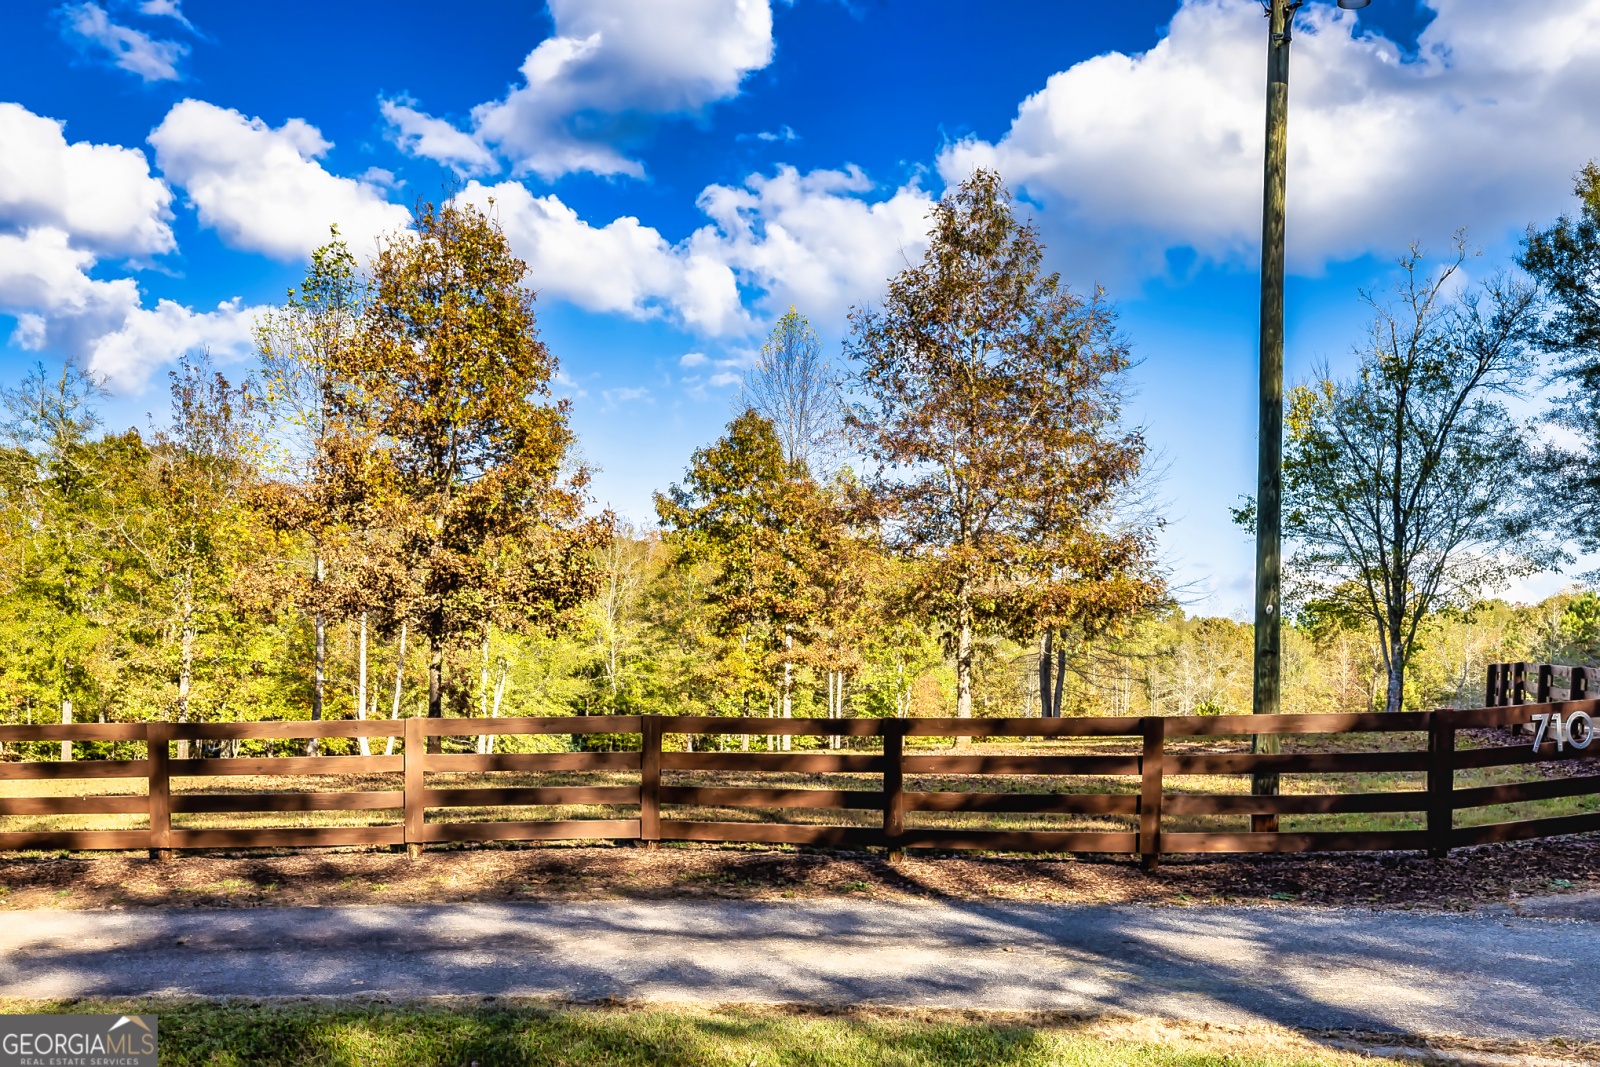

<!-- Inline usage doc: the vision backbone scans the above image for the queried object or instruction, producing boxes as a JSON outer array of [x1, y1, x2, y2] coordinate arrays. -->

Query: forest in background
[[3, 163, 1599, 739]]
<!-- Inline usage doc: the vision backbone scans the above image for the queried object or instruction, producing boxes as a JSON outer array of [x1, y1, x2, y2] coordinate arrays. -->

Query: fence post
[[1537, 664, 1553, 704], [1484, 663, 1500, 708], [640, 715, 661, 849], [1512, 662, 1529, 705], [1575, 667, 1591, 702], [1140, 717, 1164, 870], [1427, 712, 1455, 859], [404, 716, 424, 860], [147, 720, 172, 862], [883, 718, 905, 863]]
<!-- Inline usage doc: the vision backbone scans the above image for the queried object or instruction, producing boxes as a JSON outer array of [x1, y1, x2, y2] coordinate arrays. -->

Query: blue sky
[[3, 0, 1598, 614]]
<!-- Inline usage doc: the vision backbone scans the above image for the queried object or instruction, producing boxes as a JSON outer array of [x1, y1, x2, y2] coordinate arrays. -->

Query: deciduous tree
[[845, 169, 1163, 721], [739, 308, 841, 474], [1280, 241, 1550, 713], [1521, 162, 1600, 553], [656, 411, 824, 725], [254, 232, 363, 732], [343, 199, 607, 734]]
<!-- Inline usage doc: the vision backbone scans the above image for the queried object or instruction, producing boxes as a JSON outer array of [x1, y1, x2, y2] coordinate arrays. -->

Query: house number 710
[[1530, 711, 1595, 753]]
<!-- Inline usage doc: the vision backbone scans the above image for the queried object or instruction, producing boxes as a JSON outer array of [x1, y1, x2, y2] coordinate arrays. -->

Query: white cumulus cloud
[[0, 227, 259, 392], [150, 99, 410, 261], [460, 165, 933, 340], [84, 296, 258, 391], [939, 0, 1600, 277], [0, 103, 261, 392], [0, 102, 173, 256], [457, 180, 747, 334], [58, 2, 188, 82], [137, 0, 193, 28], [690, 165, 934, 328], [380, 97, 498, 177], [389, 0, 774, 179]]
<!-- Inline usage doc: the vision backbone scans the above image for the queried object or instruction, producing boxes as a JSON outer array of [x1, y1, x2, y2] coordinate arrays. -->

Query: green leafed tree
[[130, 353, 263, 745], [845, 168, 1164, 721], [655, 410, 828, 722], [254, 229, 364, 732], [0, 365, 122, 753], [1281, 240, 1552, 714], [1521, 162, 1600, 553]]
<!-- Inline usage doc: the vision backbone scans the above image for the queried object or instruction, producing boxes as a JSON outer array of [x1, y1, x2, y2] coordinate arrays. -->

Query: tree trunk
[[427, 637, 444, 754], [356, 611, 370, 757], [826, 670, 834, 750], [60, 696, 73, 762], [385, 622, 407, 758], [177, 610, 194, 760], [1384, 602, 1406, 714], [488, 658, 507, 756], [781, 629, 793, 752], [477, 630, 491, 755], [310, 556, 325, 756], [955, 598, 974, 747], [1038, 630, 1054, 718], [1385, 652, 1405, 714], [1052, 647, 1066, 720]]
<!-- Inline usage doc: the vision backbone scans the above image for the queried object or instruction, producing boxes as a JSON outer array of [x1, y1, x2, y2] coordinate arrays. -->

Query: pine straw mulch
[[2, 834, 1598, 912]]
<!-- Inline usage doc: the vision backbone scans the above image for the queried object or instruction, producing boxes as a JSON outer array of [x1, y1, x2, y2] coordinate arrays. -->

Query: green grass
[[0, 1000, 1423, 1067]]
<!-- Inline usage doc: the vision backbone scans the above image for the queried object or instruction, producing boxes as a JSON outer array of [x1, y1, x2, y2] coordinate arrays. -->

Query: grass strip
[[0, 998, 1477, 1066]]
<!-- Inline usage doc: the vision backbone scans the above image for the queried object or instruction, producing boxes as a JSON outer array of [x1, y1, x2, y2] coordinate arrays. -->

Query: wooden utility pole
[[1251, 0, 1301, 829]]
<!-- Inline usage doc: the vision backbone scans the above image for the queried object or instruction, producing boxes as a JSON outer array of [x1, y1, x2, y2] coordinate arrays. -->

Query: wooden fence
[[1486, 661, 1592, 705], [1, 701, 1596, 866]]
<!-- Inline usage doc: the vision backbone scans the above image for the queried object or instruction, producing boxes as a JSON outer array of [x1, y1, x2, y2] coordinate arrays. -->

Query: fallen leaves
[[0, 833, 1597, 912]]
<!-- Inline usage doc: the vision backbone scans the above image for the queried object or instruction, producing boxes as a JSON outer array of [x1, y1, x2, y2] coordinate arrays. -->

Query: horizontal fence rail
[[0, 702, 1596, 864]]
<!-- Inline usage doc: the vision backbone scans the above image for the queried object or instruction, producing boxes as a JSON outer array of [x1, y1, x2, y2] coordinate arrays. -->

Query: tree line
[[1, 165, 1598, 747]]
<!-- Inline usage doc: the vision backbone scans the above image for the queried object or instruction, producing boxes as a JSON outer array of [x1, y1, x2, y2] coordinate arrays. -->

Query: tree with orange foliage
[[846, 170, 1164, 722], [343, 199, 608, 732]]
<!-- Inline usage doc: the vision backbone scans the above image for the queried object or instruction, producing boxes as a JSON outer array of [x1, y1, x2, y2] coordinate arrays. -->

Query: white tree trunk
[[956, 616, 973, 718], [356, 611, 370, 757], [60, 697, 73, 762], [385, 622, 407, 757], [477, 631, 492, 755], [781, 630, 793, 752], [954, 604, 974, 748], [308, 555, 326, 757], [177, 608, 195, 760], [488, 658, 507, 756]]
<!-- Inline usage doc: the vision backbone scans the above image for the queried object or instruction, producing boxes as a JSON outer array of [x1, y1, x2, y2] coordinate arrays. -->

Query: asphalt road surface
[[2, 900, 1593, 1039]]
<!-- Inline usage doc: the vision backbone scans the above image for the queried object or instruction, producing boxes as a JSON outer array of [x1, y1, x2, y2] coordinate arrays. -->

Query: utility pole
[[1250, 0, 1302, 830]]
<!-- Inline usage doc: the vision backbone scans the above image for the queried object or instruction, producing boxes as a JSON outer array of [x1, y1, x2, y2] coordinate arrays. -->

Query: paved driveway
[[1, 901, 1592, 1039]]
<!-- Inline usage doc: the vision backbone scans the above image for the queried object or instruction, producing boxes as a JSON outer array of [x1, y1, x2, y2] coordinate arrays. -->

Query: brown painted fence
[[1486, 661, 1592, 705], [1, 701, 1597, 865]]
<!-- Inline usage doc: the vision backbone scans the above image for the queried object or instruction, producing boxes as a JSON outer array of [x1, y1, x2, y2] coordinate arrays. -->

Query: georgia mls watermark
[[0, 1015, 157, 1067]]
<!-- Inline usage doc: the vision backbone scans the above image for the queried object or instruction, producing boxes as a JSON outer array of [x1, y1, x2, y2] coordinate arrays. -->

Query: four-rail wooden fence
[[2, 701, 1597, 866]]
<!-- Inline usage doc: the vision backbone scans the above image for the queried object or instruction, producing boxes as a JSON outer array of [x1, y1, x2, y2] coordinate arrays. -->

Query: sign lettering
[[1530, 711, 1595, 753]]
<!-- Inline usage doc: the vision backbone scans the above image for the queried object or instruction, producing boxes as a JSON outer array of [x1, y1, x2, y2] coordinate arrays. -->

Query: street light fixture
[[1250, 0, 1370, 829]]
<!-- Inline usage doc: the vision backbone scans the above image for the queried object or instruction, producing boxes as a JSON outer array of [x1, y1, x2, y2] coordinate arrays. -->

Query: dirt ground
[[2, 834, 1598, 912]]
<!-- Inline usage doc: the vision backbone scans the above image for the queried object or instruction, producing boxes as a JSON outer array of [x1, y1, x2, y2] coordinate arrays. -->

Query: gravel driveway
[[2, 900, 1593, 1040]]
